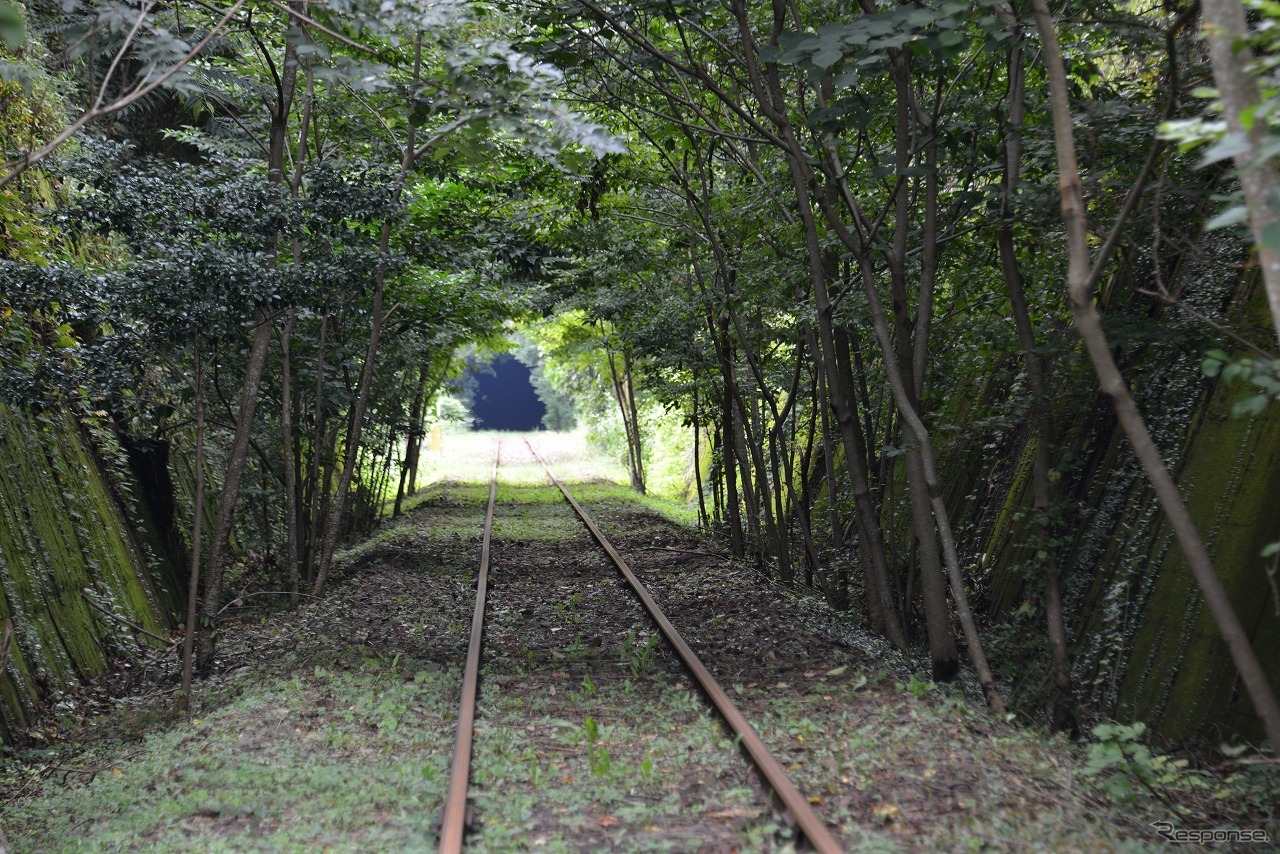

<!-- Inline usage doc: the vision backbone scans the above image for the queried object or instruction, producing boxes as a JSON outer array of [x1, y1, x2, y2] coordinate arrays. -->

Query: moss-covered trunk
[[0, 404, 172, 743]]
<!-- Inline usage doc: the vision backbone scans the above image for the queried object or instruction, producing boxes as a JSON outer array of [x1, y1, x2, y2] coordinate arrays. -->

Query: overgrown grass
[[4, 656, 459, 851], [570, 481, 699, 528]]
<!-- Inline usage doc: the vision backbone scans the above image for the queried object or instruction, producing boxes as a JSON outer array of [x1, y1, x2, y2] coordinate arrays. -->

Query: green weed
[[1081, 722, 1204, 805], [621, 632, 661, 676], [584, 716, 612, 777]]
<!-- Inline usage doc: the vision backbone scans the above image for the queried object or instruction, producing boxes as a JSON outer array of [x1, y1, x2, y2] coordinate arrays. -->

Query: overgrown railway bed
[[1, 434, 1225, 851], [439, 439, 841, 851]]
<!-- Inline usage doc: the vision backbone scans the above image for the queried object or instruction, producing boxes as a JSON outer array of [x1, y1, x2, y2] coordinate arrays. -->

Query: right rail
[[526, 439, 843, 854]]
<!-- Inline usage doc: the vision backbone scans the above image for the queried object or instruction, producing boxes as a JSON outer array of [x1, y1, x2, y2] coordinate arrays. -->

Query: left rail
[[438, 442, 500, 853]]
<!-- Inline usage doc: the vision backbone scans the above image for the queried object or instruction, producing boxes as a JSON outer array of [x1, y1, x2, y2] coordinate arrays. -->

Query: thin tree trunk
[[198, 18, 301, 664], [1032, 0, 1280, 747], [722, 379, 745, 557], [997, 33, 1074, 732], [606, 343, 646, 493], [179, 343, 206, 712], [303, 315, 328, 584], [803, 229, 907, 646], [885, 52, 958, 681], [623, 351, 645, 492], [692, 380, 709, 527], [313, 34, 426, 596], [731, 397, 761, 556], [198, 310, 273, 667], [408, 357, 449, 496], [281, 53, 312, 601], [395, 364, 429, 517], [280, 312, 299, 598]]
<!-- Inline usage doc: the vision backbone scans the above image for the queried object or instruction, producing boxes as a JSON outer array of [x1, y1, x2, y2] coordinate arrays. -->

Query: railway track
[[437, 439, 843, 853]]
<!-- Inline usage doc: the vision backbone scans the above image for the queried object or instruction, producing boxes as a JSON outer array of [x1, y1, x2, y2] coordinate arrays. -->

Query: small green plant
[[621, 632, 661, 676], [527, 754, 543, 787], [566, 634, 587, 662], [557, 592, 584, 613], [490, 726, 517, 758], [787, 717, 818, 740], [581, 673, 598, 697], [905, 674, 934, 699], [1080, 722, 1200, 804], [584, 716, 611, 776], [375, 696, 407, 733]]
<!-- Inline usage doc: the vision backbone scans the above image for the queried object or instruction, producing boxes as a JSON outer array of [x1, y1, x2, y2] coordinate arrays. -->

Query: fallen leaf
[[111, 768, 123, 778], [597, 816, 618, 827], [872, 804, 900, 823], [826, 665, 848, 676]]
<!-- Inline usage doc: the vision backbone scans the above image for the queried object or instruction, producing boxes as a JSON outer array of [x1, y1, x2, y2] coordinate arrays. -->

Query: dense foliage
[[2, 0, 1279, 746]]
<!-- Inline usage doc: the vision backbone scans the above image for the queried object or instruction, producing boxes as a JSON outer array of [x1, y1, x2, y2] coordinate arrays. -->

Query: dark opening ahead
[[470, 354, 545, 431]]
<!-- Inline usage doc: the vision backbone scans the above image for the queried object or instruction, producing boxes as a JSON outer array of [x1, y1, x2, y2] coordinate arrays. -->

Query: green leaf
[[1261, 541, 1280, 558], [0, 1, 23, 48], [1231, 394, 1270, 417], [1205, 206, 1248, 231], [1200, 131, 1251, 167], [1240, 103, 1260, 131], [811, 43, 844, 70], [1202, 350, 1228, 377]]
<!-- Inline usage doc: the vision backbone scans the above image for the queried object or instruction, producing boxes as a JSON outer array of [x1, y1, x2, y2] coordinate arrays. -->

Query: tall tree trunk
[[313, 34, 428, 595], [622, 351, 645, 493], [179, 343, 206, 712], [884, 52, 958, 681], [722, 379, 745, 557], [692, 380, 709, 527], [198, 20, 301, 665], [800, 231, 906, 646], [302, 315, 328, 584], [280, 312, 299, 598], [198, 310, 274, 667], [606, 343, 646, 493], [997, 32, 1075, 732], [1031, 0, 1280, 747], [281, 54, 312, 601], [395, 364, 430, 517]]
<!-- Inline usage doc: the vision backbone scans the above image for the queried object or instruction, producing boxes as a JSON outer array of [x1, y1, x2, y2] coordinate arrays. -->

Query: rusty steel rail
[[525, 439, 844, 854], [438, 442, 500, 854]]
